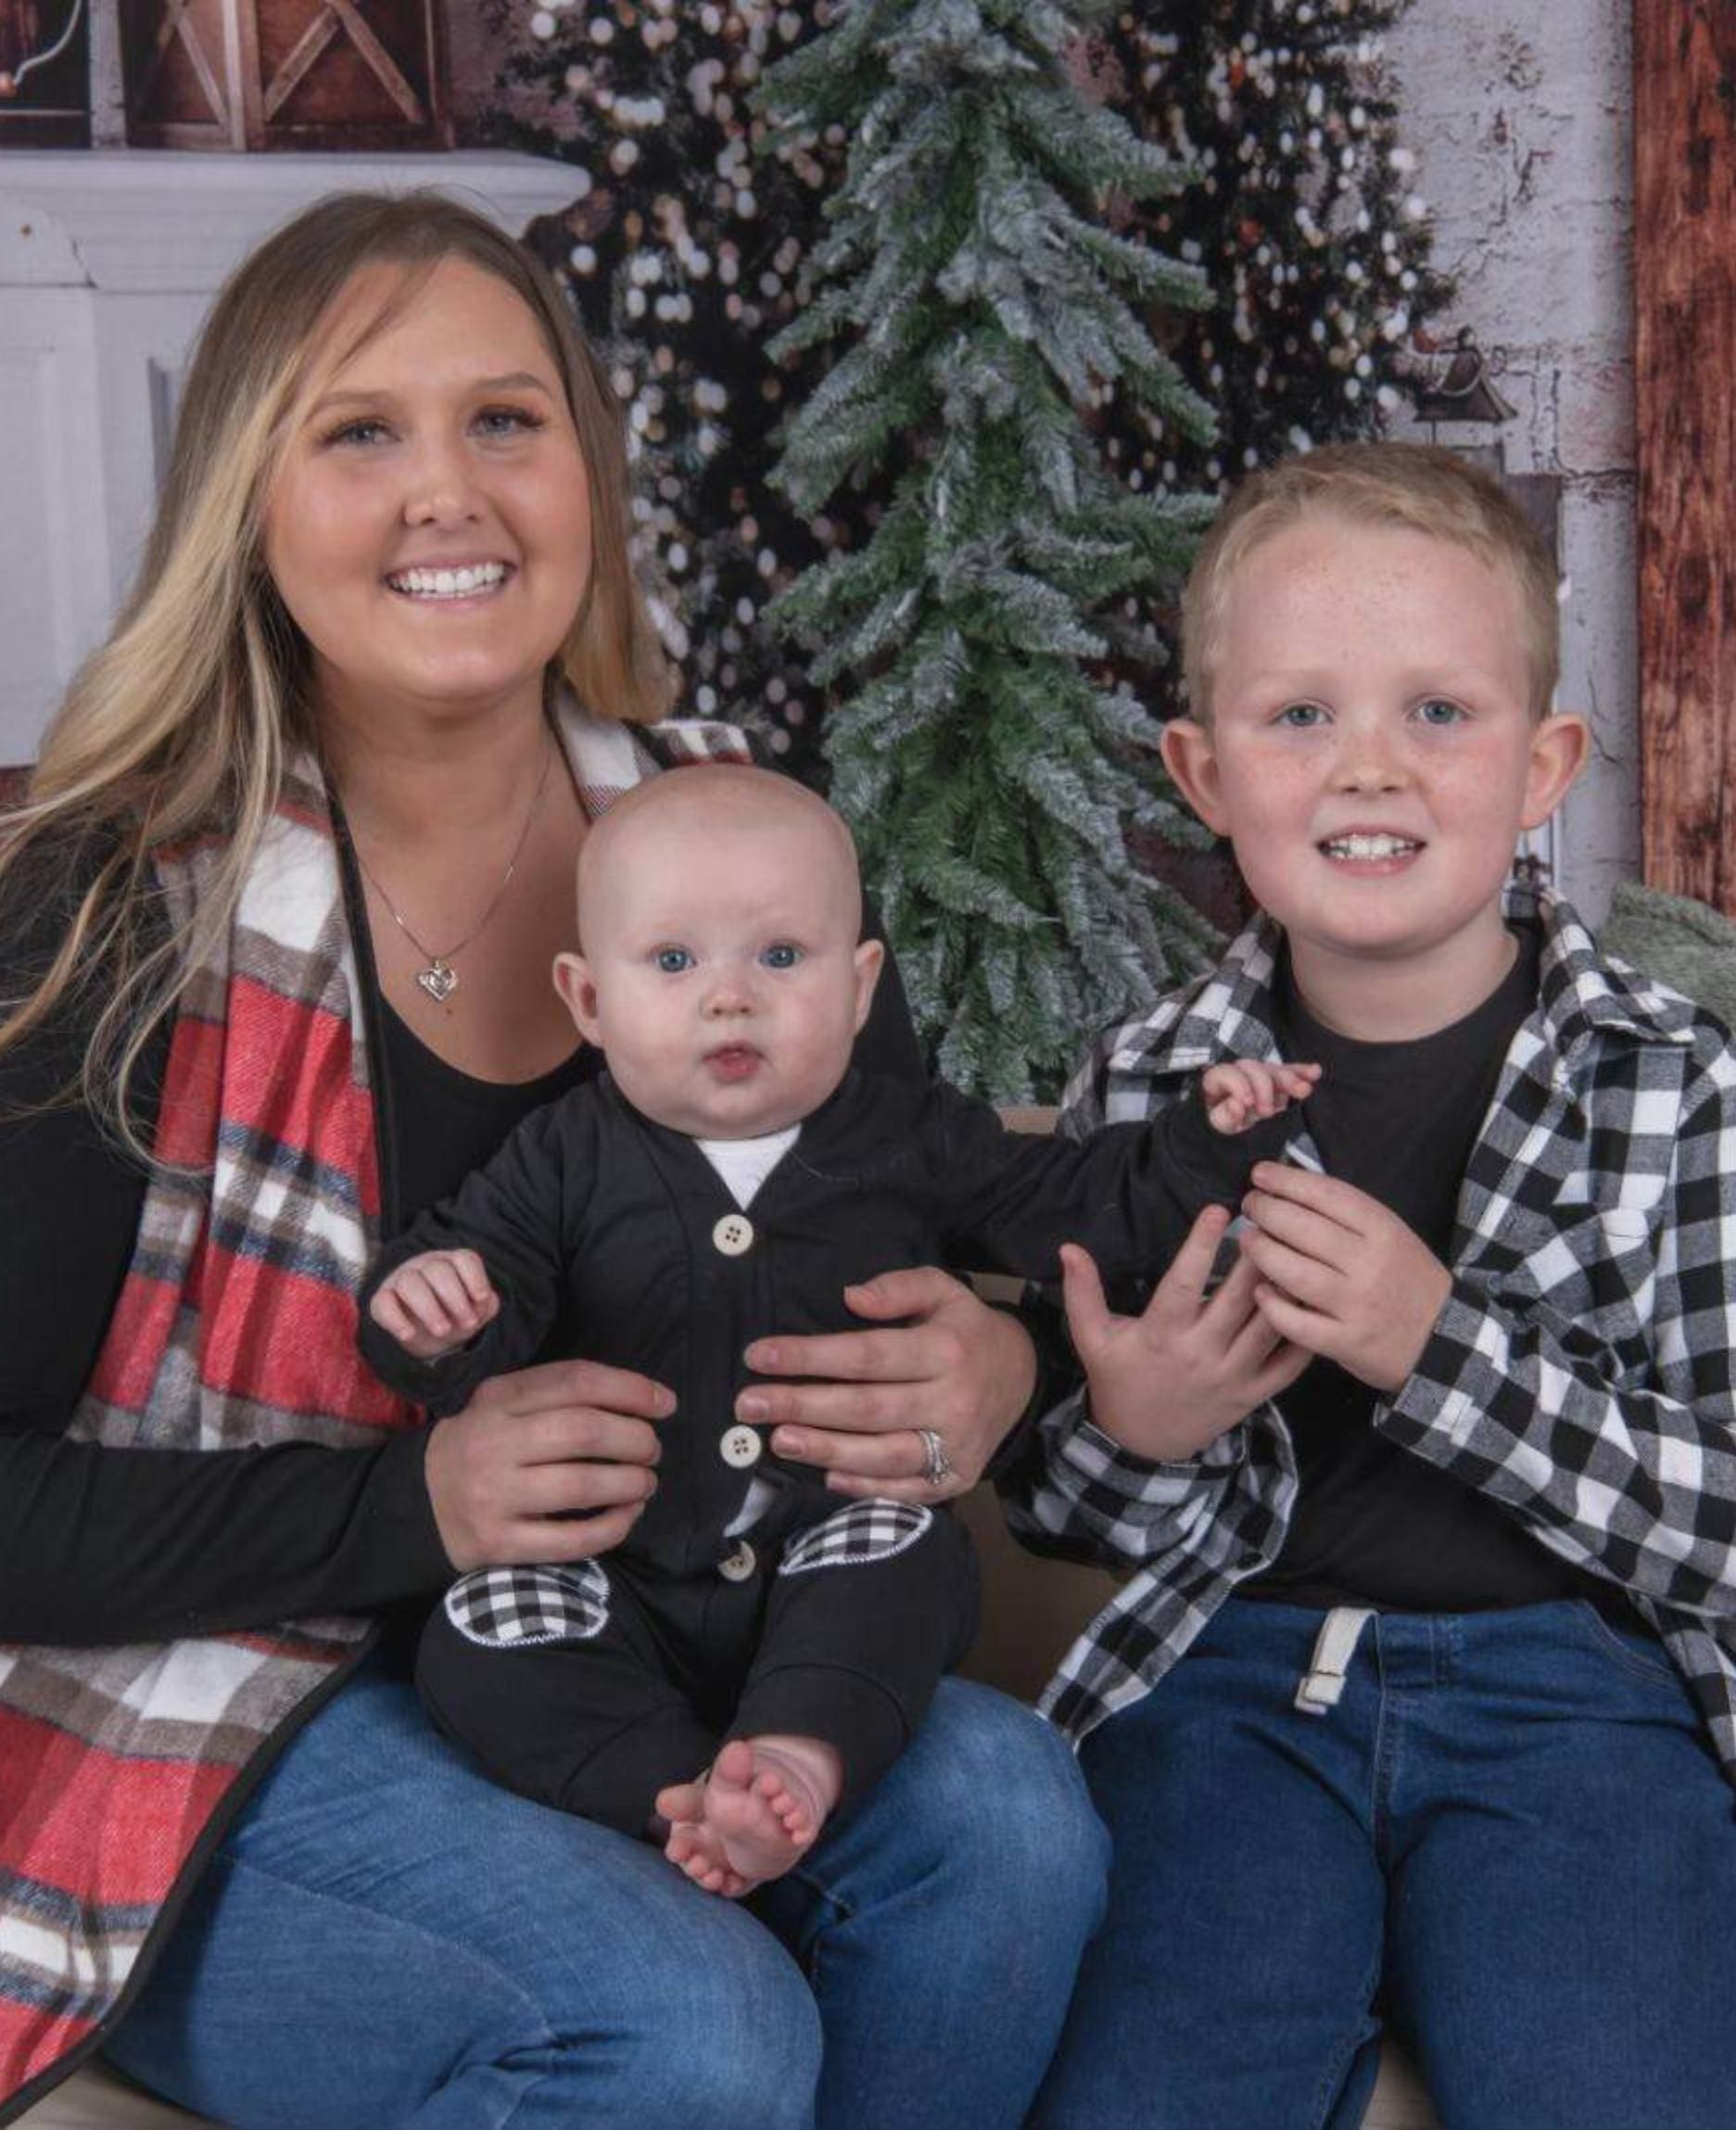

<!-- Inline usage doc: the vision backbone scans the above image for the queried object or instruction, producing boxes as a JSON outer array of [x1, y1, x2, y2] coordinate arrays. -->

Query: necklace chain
[[350, 730, 556, 1006]]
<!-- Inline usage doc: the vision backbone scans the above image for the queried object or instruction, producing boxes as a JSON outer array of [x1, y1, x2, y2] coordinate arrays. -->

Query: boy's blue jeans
[[1032, 1597, 1736, 2130], [103, 1659, 1107, 2130]]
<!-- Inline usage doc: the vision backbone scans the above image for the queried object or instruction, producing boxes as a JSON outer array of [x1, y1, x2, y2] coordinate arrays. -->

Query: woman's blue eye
[[323, 417, 391, 449], [655, 947, 692, 974], [760, 944, 802, 970], [1415, 697, 1465, 727], [475, 406, 547, 438], [1276, 703, 1325, 729]]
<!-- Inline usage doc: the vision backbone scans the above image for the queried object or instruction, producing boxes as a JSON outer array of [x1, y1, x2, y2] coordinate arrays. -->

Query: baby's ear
[[552, 952, 603, 1045], [852, 937, 886, 1031]]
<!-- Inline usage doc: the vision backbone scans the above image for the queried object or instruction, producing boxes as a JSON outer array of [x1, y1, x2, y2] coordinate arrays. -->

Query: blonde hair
[[1180, 441, 1561, 722], [0, 190, 669, 1152]]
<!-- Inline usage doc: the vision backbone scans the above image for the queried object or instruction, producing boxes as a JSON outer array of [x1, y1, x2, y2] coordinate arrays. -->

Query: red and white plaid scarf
[[0, 705, 754, 2119]]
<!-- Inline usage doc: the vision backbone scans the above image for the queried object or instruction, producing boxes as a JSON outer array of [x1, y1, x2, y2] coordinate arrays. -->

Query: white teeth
[[388, 563, 508, 598], [1323, 832, 1421, 860]]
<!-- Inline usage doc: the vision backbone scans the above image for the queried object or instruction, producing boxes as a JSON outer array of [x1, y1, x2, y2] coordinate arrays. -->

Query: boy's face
[[1163, 513, 1587, 1026], [553, 797, 883, 1139]]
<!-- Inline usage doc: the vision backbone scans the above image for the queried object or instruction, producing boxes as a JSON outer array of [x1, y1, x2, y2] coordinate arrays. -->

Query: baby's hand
[[1201, 1059, 1321, 1134], [369, 1249, 500, 1360]]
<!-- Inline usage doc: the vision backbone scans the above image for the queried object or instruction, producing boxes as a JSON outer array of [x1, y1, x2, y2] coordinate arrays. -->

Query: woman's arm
[[0, 859, 457, 1644]]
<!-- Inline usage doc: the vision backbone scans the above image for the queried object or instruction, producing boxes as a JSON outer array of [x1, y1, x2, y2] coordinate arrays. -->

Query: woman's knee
[[899, 1680, 1109, 1924]]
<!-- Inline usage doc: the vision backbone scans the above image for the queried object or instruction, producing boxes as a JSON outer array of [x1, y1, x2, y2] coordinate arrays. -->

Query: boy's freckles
[[1162, 513, 1586, 1037]]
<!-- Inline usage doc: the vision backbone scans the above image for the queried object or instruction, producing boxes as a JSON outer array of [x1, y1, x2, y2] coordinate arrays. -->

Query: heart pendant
[[416, 960, 459, 1003]]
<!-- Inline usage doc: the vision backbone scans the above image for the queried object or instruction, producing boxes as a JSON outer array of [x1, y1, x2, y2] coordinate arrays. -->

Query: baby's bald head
[[576, 762, 864, 950]]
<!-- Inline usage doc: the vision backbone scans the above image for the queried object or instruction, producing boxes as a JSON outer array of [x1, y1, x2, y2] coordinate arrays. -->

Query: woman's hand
[[423, 1359, 673, 1571], [1060, 1205, 1310, 1463], [735, 1267, 1038, 1502]]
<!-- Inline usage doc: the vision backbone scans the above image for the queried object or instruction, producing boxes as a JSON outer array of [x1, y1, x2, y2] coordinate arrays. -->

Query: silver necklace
[[351, 732, 556, 1005]]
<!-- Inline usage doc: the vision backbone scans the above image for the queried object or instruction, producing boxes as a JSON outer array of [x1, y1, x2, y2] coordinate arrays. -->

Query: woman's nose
[[402, 441, 481, 526]]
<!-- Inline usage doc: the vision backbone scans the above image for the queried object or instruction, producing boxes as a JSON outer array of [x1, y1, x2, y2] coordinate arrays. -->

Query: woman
[[0, 192, 1105, 2130]]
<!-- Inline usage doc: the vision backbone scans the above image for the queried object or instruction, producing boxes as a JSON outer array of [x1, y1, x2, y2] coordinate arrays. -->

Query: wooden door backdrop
[[1634, 0, 1736, 912], [120, 0, 450, 151]]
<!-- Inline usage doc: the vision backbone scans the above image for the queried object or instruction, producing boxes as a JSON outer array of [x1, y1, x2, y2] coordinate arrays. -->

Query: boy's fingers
[[1242, 1191, 1352, 1269], [1248, 1162, 1372, 1231], [1147, 1204, 1234, 1325], [1250, 1282, 1335, 1355], [1058, 1243, 1112, 1352], [1240, 1232, 1340, 1314]]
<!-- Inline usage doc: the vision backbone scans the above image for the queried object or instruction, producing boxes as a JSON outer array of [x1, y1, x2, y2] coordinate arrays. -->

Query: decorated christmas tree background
[[487, 0, 1449, 1092]]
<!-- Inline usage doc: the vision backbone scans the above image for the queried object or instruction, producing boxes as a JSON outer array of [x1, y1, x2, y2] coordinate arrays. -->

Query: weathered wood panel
[[1634, 0, 1736, 909]]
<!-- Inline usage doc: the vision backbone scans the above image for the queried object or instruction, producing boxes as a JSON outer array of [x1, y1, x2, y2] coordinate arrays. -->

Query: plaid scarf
[[0, 704, 754, 2120]]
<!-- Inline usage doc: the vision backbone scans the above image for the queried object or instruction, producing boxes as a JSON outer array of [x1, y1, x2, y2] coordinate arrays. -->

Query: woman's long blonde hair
[[0, 190, 669, 1153]]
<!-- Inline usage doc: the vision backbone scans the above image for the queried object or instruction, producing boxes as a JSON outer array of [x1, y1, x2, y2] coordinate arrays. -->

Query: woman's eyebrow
[[308, 372, 556, 414]]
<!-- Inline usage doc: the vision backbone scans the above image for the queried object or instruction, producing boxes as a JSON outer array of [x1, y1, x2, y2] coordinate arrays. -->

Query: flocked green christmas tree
[[757, 0, 1224, 1097]]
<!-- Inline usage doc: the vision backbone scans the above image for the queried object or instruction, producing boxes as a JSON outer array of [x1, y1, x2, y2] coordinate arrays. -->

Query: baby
[[361, 764, 1313, 1895]]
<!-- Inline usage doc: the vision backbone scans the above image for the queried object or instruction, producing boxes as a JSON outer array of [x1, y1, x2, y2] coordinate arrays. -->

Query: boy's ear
[[1520, 711, 1590, 830], [552, 952, 603, 1045], [1159, 717, 1229, 835], [852, 937, 885, 1033]]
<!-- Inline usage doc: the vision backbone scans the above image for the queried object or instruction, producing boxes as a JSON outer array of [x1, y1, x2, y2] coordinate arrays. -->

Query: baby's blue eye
[[1275, 703, 1326, 729], [655, 946, 693, 974], [760, 943, 803, 970], [1415, 698, 1465, 727]]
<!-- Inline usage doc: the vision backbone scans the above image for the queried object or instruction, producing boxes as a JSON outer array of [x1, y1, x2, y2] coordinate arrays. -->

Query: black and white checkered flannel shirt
[[1007, 884, 1736, 1792]]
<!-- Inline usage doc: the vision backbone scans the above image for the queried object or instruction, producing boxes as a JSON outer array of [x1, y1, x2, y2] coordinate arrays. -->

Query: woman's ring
[[918, 1427, 955, 1488]]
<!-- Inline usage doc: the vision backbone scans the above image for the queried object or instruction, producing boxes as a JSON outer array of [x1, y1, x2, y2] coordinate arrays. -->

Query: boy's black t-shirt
[[1239, 926, 1618, 1617]]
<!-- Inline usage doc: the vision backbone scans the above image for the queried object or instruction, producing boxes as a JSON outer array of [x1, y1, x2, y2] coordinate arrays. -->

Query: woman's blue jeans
[[1031, 1598, 1736, 2130], [104, 1660, 1107, 2130]]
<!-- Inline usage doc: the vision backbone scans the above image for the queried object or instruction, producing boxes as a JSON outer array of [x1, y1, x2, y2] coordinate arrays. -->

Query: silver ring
[[917, 1427, 955, 1489]]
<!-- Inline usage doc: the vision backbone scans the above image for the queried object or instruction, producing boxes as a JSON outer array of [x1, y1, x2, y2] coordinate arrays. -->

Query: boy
[[360, 764, 1310, 1896], [1016, 441, 1736, 2130]]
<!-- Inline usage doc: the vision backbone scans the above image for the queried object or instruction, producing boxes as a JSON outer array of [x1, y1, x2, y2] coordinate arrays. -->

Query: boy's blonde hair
[[1180, 441, 1561, 722]]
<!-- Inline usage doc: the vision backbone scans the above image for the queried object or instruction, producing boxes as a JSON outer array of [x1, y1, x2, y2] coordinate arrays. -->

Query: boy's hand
[[1201, 1059, 1321, 1134], [1239, 1163, 1451, 1393], [1059, 1210, 1310, 1462], [369, 1249, 501, 1360]]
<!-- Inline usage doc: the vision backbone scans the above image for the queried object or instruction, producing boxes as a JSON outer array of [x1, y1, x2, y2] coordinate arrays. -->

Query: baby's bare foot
[[663, 1736, 841, 1896]]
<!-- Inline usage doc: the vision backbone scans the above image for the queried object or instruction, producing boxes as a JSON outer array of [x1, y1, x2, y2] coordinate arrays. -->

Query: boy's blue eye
[[1275, 703, 1326, 729], [1415, 697, 1465, 727], [760, 943, 803, 970], [654, 946, 693, 974]]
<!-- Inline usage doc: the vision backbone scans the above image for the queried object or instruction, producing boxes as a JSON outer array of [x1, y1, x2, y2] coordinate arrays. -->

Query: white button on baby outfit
[[718, 1540, 757, 1582], [712, 1213, 754, 1256], [720, 1425, 763, 1469]]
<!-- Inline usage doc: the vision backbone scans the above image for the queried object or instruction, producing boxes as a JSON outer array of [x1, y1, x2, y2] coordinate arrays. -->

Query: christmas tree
[[756, 0, 1225, 1097], [488, 2, 1444, 785]]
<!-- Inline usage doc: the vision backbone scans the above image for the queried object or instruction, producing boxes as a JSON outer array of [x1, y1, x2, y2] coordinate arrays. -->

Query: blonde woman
[[0, 193, 1105, 2130]]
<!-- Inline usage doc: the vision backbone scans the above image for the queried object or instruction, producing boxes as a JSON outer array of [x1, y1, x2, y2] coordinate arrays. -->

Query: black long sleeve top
[[359, 1069, 1281, 1578], [1, 829, 932, 1647]]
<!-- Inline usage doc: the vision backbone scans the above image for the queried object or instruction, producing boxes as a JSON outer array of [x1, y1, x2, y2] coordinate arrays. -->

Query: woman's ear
[[852, 938, 885, 1032], [552, 952, 602, 1045], [1521, 711, 1590, 830], [1159, 717, 1230, 836]]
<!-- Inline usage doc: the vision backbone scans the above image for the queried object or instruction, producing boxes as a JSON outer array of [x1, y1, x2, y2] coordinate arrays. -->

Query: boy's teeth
[[389, 563, 507, 598], [1324, 832, 1420, 860]]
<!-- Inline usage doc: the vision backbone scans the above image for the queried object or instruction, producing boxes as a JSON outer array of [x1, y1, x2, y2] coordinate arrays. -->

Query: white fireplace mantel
[[0, 150, 585, 763]]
